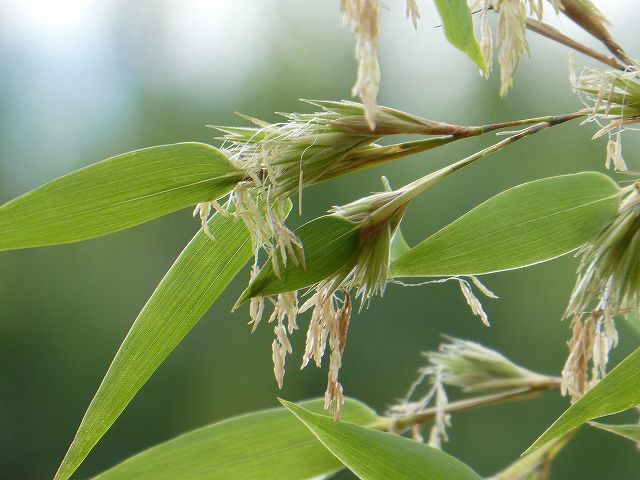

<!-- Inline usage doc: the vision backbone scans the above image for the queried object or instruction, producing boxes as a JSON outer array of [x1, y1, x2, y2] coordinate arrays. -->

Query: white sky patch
[[135, 0, 269, 92], [0, 0, 108, 43]]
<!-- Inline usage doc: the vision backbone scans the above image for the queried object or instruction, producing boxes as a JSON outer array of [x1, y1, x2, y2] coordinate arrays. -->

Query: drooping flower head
[[562, 181, 640, 400], [574, 68, 640, 171], [197, 100, 469, 274], [388, 336, 558, 445], [341, 0, 381, 129]]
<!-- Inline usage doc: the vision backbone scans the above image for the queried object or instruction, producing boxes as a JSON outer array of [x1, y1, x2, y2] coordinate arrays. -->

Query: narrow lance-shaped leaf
[[0, 142, 245, 251], [589, 421, 640, 445], [90, 398, 379, 480], [433, 0, 487, 72], [54, 211, 256, 480], [382, 176, 410, 261], [489, 433, 573, 480], [392, 172, 622, 277], [525, 347, 640, 454], [236, 215, 360, 305], [280, 399, 482, 480], [390, 226, 410, 261]]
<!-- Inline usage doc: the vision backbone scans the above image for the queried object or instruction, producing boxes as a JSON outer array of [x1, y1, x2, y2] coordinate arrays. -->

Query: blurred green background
[[1, 1, 639, 479]]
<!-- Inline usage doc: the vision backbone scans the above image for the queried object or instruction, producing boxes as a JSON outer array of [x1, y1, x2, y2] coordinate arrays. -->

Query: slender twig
[[525, 17, 625, 71], [366, 117, 578, 226], [373, 378, 562, 432], [478, 112, 586, 132], [558, 0, 635, 67], [322, 112, 584, 181]]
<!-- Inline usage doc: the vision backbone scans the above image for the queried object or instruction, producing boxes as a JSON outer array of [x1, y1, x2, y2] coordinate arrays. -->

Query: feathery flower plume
[[239, 120, 559, 416], [388, 336, 554, 443], [496, 0, 529, 96], [404, 0, 421, 29], [200, 100, 465, 273], [341, 0, 381, 129], [476, 0, 561, 93], [566, 182, 640, 317], [242, 176, 418, 419], [562, 182, 639, 399], [574, 68, 640, 171], [561, 309, 618, 401], [478, 0, 494, 75]]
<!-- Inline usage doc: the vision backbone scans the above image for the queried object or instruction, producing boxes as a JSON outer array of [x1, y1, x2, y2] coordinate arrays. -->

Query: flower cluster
[[388, 337, 555, 446], [340, 0, 381, 129], [250, 189, 407, 420], [574, 68, 640, 170], [340, 1, 421, 127], [562, 182, 640, 400], [196, 100, 458, 274], [475, 0, 563, 95]]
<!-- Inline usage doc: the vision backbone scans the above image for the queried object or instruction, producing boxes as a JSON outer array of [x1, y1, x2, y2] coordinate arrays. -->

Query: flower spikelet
[[562, 183, 640, 400], [496, 0, 529, 96], [341, 0, 381, 129], [388, 337, 552, 441], [574, 68, 640, 171], [566, 183, 640, 318], [404, 0, 420, 29]]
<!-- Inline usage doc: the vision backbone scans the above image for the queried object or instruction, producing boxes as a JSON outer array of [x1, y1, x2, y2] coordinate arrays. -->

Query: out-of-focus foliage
[[1, 2, 639, 480]]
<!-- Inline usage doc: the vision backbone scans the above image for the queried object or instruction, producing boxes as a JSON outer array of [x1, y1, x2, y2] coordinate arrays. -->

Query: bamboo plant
[[2, 1, 639, 479]]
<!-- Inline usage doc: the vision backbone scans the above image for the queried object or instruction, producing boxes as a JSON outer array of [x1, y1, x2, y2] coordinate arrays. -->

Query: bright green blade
[[54, 212, 253, 480], [392, 173, 621, 277], [589, 421, 640, 444], [236, 215, 360, 305], [382, 176, 410, 261], [390, 227, 410, 261], [525, 347, 640, 454], [490, 434, 573, 480], [0, 142, 244, 251], [90, 398, 379, 480], [433, 0, 487, 72], [280, 400, 482, 480]]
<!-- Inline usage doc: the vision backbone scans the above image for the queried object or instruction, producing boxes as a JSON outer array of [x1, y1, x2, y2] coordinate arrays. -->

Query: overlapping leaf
[[236, 215, 360, 304], [525, 347, 640, 454], [433, 0, 487, 72], [54, 212, 254, 480], [281, 400, 482, 480], [91, 398, 379, 480], [490, 434, 573, 480], [0, 142, 244, 250], [392, 173, 621, 277], [589, 421, 640, 444]]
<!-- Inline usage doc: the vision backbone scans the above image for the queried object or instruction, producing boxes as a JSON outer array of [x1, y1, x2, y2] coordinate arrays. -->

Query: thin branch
[[366, 119, 574, 225], [558, 0, 635, 67], [525, 17, 625, 71], [374, 377, 562, 432], [322, 112, 584, 181]]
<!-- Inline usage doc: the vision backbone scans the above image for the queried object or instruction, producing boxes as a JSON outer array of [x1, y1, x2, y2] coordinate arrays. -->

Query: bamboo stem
[[372, 377, 562, 432], [525, 17, 625, 71]]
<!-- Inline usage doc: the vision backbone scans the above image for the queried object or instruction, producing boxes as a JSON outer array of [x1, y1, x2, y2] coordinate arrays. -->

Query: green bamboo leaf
[[489, 434, 573, 480], [589, 421, 640, 444], [433, 0, 487, 72], [90, 398, 379, 480], [280, 400, 482, 480], [0, 142, 244, 251], [54, 212, 254, 480], [380, 176, 409, 261], [236, 215, 360, 304], [525, 347, 640, 454], [628, 311, 640, 338], [392, 173, 621, 278], [390, 227, 410, 261]]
